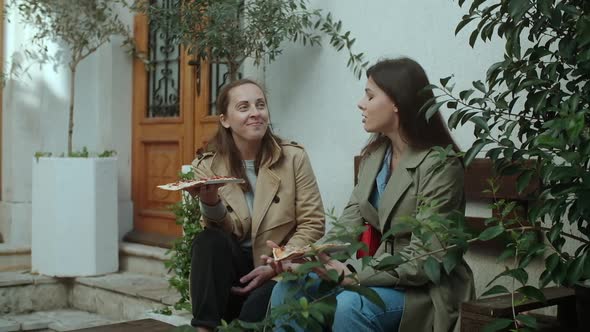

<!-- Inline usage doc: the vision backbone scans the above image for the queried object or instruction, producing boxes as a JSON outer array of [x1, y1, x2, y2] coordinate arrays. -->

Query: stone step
[[0, 271, 68, 315], [1, 309, 118, 332], [118, 242, 171, 278], [0, 271, 190, 327], [71, 272, 181, 321]]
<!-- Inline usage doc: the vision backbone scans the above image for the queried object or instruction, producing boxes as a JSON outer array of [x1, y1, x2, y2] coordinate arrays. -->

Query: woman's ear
[[220, 114, 231, 129]]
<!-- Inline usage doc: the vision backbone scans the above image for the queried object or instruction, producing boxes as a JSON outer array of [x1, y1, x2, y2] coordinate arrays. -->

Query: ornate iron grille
[[147, 0, 180, 118]]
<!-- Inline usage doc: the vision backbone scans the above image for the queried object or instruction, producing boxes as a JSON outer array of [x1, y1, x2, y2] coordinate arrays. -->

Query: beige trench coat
[[322, 143, 475, 332], [191, 138, 325, 267]]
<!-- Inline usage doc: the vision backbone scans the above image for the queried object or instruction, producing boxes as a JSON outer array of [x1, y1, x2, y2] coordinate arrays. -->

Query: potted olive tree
[[11, 0, 132, 277], [423, 0, 590, 329]]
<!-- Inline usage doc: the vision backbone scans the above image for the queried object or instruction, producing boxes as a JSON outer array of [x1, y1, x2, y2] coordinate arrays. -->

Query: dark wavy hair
[[361, 57, 460, 158], [208, 78, 282, 192]]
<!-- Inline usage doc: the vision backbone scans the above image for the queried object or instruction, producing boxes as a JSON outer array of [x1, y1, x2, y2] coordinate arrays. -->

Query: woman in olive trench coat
[[270, 58, 475, 332]]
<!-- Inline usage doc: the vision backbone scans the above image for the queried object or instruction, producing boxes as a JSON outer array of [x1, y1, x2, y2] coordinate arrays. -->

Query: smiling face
[[220, 83, 270, 148], [357, 76, 399, 136]]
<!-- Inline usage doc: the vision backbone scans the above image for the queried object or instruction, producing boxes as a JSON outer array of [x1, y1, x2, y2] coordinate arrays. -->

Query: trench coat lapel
[[378, 164, 412, 233], [251, 167, 281, 237], [377, 147, 432, 232], [357, 145, 386, 226]]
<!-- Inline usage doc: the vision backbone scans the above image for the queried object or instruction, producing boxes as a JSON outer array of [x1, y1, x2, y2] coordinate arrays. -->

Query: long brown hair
[[361, 57, 460, 158], [208, 78, 282, 192]]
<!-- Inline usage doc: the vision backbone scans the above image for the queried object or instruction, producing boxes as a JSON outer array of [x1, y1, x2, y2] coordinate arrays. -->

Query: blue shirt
[[369, 145, 392, 209]]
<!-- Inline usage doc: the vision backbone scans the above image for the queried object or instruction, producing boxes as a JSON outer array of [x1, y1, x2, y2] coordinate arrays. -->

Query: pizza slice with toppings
[[272, 242, 351, 262], [157, 176, 245, 191]]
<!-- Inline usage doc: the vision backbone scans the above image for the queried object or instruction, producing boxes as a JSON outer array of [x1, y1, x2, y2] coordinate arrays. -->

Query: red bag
[[356, 223, 382, 258]]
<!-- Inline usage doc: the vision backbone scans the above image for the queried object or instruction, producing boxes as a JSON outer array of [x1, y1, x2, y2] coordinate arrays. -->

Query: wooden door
[[131, 11, 216, 239]]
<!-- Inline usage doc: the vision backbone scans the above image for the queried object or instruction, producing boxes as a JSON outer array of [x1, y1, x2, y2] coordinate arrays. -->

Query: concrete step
[[0, 309, 118, 332], [0, 271, 190, 327], [71, 272, 181, 321], [0, 271, 68, 315], [119, 242, 171, 278]]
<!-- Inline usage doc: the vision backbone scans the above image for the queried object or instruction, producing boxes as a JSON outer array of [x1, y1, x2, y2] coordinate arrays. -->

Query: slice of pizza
[[272, 246, 307, 262], [157, 176, 245, 191], [272, 242, 350, 262]]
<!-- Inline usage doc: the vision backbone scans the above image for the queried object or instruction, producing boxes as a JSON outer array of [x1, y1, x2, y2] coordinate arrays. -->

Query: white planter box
[[32, 157, 119, 277]]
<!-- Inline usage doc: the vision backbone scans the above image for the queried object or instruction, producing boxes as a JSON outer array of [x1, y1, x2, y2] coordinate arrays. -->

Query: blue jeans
[[270, 273, 404, 332]]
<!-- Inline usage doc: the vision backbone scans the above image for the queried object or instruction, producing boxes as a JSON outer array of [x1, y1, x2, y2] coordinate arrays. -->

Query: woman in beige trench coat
[[269, 58, 475, 332], [186, 79, 325, 331]]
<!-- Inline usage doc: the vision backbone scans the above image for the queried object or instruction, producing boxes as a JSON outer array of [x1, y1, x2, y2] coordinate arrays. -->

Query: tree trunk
[[68, 64, 76, 156], [228, 60, 239, 82]]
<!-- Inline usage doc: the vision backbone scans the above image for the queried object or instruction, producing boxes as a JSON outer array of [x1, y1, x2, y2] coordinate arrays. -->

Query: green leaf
[[473, 80, 487, 93], [481, 285, 510, 297], [517, 285, 546, 303], [374, 254, 405, 270], [545, 252, 560, 270], [508, 0, 533, 21], [566, 254, 587, 286], [425, 101, 447, 121], [516, 170, 534, 194], [299, 296, 309, 309], [509, 268, 529, 285], [479, 225, 505, 241], [424, 256, 441, 284], [516, 314, 538, 329], [455, 16, 475, 35], [442, 248, 461, 274], [342, 285, 386, 310], [469, 28, 479, 47], [485, 61, 504, 81], [459, 89, 475, 101], [440, 76, 453, 87], [464, 140, 487, 166], [482, 318, 513, 332]]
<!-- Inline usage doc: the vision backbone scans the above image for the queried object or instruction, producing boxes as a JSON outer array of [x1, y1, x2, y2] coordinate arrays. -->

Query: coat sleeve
[[318, 183, 364, 245], [191, 156, 235, 234], [283, 149, 326, 248], [350, 157, 465, 287]]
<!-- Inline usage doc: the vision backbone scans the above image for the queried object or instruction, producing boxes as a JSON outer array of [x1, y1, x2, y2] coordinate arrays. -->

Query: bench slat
[[461, 286, 575, 317]]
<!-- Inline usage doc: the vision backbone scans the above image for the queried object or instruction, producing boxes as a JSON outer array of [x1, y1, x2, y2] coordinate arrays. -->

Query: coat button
[[226, 205, 234, 213], [273, 196, 280, 203]]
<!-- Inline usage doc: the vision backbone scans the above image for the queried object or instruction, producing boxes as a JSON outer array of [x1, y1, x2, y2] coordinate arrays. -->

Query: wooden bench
[[461, 286, 577, 331], [69, 319, 176, 332], [459, 160, 576, 331]]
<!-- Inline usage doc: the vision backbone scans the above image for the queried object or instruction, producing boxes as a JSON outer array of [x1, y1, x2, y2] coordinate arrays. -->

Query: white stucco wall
[[1, 4, 134, 245], [263, 0, 544, 297]]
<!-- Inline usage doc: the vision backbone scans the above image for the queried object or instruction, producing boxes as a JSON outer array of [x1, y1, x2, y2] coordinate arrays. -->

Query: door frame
[[0, 0, 4, 202]]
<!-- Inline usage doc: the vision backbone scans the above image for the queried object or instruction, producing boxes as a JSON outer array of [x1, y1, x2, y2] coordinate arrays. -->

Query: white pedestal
[[32, 157, 119, 277]]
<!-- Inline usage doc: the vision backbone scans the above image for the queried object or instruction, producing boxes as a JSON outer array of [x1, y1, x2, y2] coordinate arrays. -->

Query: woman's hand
[[231, 265, 276, 296], [183, 184, 222, 205], [312, 253, 359, 286], [261, 240, 302, 274]]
